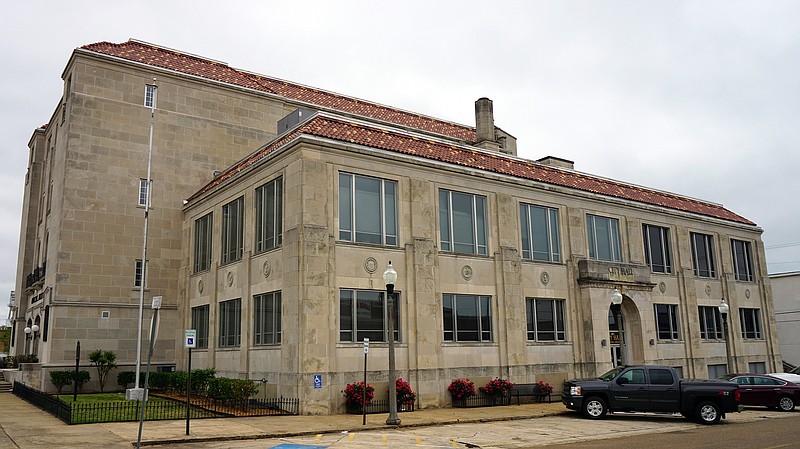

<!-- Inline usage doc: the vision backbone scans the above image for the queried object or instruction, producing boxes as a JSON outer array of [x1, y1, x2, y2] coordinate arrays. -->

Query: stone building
[[13, 40, 780, 411], [770, 271, 800, 369]]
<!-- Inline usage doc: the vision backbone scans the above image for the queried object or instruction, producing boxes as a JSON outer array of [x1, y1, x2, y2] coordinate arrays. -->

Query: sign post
[[362, 338, 369, 425], [185, 329, 196, 436]]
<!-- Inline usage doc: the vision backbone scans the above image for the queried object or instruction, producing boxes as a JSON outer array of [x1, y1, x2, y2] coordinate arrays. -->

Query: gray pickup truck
[[562, 365, 742, 424]]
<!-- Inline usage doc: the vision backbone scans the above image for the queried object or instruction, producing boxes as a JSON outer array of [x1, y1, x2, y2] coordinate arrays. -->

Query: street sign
[[313, 374, 322, 389], [185, 329, 197, 348], [363, 338, 369, 354]]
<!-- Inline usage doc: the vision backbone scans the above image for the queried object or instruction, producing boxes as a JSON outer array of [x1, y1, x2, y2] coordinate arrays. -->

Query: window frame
[[443, 294, 493, 342], [253, 291, 282, 346], [339, 289, 399, 343], [643, 224, 672, 273], [586, 214, 622, 262], [338, 172, 398, 246], [698, 306, 724, 340], [255, 177, 283, 253], [138, 178, 150, 207], [221, 197, 244, 265], [439, 189, 488, 256], [740, 308, 762, 339], [218, 299, 242, 348], [191, 305, 209, 349], [520, 203, 561, 263], [654, 303, 680, 341], [144, 83, 157, 109], [731, 239, 754, 282], [134, 259, 147, 288], [525, 298, 566, 341], [691, 232, 716, 278], [193, 213, 213, 273]]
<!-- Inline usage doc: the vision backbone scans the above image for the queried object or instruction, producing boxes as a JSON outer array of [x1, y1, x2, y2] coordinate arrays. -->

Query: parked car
[[771, 372, 800, 383], [719, 373, 800, 411], [562, 365, 741, 425]]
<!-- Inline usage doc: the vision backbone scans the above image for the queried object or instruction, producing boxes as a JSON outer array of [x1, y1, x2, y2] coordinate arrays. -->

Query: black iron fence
[[13, 382, 299, 425], [452, 393, 511, 408], [346, 399, 415, 414]]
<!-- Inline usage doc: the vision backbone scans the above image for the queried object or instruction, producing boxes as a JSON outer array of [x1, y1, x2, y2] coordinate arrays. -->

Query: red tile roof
[[80, 40, 476, 142], [188, 115, 755, 226]]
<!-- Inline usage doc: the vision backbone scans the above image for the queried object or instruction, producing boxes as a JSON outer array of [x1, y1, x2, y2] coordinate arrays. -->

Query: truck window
[[621, 368, 646, 384], [648, 368, 675, 385]]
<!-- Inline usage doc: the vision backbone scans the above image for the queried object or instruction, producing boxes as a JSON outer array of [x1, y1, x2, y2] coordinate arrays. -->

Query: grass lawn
[[55, 393, 191, 423]]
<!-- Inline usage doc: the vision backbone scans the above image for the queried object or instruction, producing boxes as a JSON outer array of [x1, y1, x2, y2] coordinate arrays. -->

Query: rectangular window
[[439, 189, 487, 255], [191, 305, 209, 349], [520, 204, 561, 262], [138, 179, 150, 207], [219, 299, 241, 348], [707, 364, 728, 378], [221, 197, 244, 265], [134, 259, 146, 288], [339, 289, 399, 342], [254, 291, 282, 345], [691, 232, 716, 278], [193, 213, 213, 273], [748, 362, 766, 374], [255, 177, 283, 253], [525, 298, 566, 341], [144, 83, 157, 108], [586, 214, 621, 262], [339, 173, 398, 246], [443, 294, 492, 342], [731, 239, 754, 282], [654, 304, 679, 340], [698, 306, 723, 340], [643, 224, 672, 273], [740, 308, 762, 339]]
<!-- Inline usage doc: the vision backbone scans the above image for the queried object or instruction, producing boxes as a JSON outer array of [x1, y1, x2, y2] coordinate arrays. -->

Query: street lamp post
[[383, 261, 400, 426], [718, 299, 734, 374], [611, 288, 624, 366]]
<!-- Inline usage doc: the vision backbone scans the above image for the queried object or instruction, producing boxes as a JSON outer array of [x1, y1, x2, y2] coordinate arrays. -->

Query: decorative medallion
[[659, 282, 666, 293], [263, 260, 272, 279], [227, 271, 234, 287], [705, 285, 712, 297], [540, 272, 550, 286], [198, 279, 204, 294], [745, 289, 751, 299], [461, 265, 473, 281], [364, 257, 378, 274]]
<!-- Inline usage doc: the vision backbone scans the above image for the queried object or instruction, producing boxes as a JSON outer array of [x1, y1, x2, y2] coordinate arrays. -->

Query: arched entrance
[[607, 293, 642, 366]]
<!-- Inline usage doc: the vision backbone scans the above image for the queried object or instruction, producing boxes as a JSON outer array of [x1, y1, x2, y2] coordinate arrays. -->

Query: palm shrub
[[50, 370, 74, 393], [88, 350, 117, 392]]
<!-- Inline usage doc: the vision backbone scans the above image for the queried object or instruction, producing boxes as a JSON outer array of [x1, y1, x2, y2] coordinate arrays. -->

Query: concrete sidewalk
[[0, 392, 567, 448]]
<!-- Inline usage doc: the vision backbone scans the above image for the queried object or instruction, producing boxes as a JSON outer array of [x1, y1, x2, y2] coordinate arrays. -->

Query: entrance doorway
[[608, 308, 624, 367]]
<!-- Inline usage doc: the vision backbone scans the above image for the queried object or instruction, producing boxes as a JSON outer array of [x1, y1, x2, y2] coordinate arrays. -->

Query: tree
[[88, 349, 117, 392]]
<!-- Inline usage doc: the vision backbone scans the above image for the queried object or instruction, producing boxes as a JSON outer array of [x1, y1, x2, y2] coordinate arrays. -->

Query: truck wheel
[[582, 396, 608, 419], [778, 395, 795, 411], [695, 401, 721, 425]]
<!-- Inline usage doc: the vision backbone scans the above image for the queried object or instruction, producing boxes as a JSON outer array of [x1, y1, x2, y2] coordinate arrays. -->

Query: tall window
[[193, 213, 213, 273], [443, 294, 492, 342], [731, 239, 754, 282], [339, 289, 399, 342], [219, 299, 241, 348], [698, 306, 723, 340], [254, 291, 282, 345], [643, 224, 672, 273], [439, 189, 487, 255], [520, 204, 561, 263], [525, 298, 566, 341], [138, 179, 150, 206], [691, 232, 716, 278], [134, 259, 146, 288], [654, 304, 679, 340], [144, 83, 157, 108], [221, 197, 244, 265], [339, 173, 397, 246], [740, 308, 762, 339], [191, 305, 209, 349], [586, 214, 621, 262], [255, 177, 283, 253], [708, 364, 728, 378]]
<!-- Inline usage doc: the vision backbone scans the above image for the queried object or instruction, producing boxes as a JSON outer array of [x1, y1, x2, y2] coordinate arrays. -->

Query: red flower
[[343, 381, 374, 407], [480, 377, 515, 397], [448, 378, 476, 400]]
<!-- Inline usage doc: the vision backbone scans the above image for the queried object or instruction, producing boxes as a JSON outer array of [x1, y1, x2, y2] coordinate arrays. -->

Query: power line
[[765, 241, 800, 249]]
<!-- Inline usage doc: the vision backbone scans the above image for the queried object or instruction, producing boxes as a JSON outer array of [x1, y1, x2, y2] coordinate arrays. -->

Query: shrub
[[533, 380, 553, 395], [190, 369, 216, 394], [73, 370, 91, 392], [147, 371, 170, 390], [207, 377, 258, 401], [50, 370, 74, 393], [88, 350, 117, 392], [393, 378, 416, 405], [447, 378, 476, 400], [480, 377, 515, 397], [343, 381, 374, 407], [116, 371, 136, 389]]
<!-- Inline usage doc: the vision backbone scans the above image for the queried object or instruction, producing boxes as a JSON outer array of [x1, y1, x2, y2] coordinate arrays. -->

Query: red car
[[720, 374, 799, 411]]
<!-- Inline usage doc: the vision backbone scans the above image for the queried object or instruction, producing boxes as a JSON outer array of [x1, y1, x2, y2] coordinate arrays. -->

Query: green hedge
[[207, 377, 259, 401]]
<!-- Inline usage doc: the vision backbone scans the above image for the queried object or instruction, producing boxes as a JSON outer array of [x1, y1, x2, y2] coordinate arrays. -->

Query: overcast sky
[[2, 1, 798, 323]]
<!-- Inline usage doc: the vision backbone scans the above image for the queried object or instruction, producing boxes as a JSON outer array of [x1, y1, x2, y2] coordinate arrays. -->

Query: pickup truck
[[562, 365, 742, 424]]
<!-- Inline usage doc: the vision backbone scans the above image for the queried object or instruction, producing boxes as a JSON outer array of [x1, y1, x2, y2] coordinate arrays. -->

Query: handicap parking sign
[[313, 374, 322, 389]]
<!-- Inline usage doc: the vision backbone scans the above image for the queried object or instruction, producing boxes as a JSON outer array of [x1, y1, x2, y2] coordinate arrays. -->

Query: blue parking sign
[[313, 374, 322, 389]]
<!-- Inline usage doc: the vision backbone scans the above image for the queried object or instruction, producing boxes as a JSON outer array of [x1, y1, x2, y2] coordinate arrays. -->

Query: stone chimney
[[536, 156, 574, 170], [475, 98, 515, 154]]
